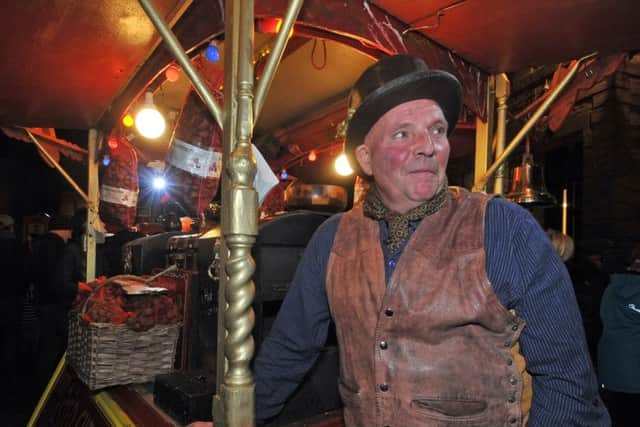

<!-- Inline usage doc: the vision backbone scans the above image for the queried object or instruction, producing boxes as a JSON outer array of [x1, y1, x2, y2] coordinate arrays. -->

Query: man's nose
[[414, 130, 435, 156]]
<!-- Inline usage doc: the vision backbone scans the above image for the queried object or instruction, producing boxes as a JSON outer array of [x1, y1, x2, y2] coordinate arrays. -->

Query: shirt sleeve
[[485, 198, 610, 426], [254, 214, 341, 422]]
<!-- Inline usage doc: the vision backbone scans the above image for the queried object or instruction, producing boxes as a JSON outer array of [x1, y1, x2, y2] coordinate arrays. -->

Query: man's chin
[[410, 182, 442, 201]]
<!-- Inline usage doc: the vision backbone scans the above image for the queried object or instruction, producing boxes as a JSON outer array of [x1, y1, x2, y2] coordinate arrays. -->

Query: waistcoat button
[[503, 341, 511, 347], [509, 377, 518, 385], [512, 324, 519, 331], [379, 383, 389, 392], [509, 417, 517, 424], [384, 308, 394, 317], [508, 396, 516, 403], [507, 359, 513, 366], [379, 341, 388, 350]]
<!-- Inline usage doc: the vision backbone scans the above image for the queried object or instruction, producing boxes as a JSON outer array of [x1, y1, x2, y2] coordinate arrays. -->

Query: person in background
[[60, 209, 110, 286], [0, 214, 25, 405], [547, 228, 575, 262], [29, 214, 74, 401], [252, 55, 608, 426], [568, 240, 611, 369], [102, 224, 143, 276], [597, 243, 640, 426]]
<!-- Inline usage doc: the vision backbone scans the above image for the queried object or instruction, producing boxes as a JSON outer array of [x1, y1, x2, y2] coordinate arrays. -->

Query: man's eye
[[432, 126, 447, 136], [392, 130, 408, 140]]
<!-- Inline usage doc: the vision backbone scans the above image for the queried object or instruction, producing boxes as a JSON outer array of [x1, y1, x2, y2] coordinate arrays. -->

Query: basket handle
[[79, 274, 146, 315]]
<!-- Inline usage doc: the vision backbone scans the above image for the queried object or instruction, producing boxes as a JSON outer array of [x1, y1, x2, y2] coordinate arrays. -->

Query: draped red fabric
[[548, 53, 628, 132]]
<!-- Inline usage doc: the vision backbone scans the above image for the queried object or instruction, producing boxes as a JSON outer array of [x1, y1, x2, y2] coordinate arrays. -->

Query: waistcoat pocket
[[411, 397, 488, 421], [338, 380, 361, 406]]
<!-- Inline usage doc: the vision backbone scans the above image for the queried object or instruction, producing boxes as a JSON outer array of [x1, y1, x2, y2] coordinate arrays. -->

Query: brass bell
[[505, 153, 557, 207]]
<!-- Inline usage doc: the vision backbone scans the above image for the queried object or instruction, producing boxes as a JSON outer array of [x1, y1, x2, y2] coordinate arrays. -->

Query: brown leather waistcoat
[[326, 188, 528, 427]]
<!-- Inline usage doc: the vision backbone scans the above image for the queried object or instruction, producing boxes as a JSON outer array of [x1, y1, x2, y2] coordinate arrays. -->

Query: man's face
[[355, 99, 450, 214]]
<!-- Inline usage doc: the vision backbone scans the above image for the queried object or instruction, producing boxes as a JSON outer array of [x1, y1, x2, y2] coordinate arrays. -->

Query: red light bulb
[[165, 65, 180, 82]]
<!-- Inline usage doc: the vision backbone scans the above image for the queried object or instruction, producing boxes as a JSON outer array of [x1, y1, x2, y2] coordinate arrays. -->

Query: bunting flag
[[1, 127, 87, 166]]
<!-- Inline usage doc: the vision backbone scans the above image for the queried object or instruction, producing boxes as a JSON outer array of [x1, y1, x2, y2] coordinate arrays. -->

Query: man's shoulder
[[310, 212, 343, 243], [486, 196, 532, 223]]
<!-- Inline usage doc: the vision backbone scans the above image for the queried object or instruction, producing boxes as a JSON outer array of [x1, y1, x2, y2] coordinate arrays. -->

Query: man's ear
[[355, 144, 373, 176]]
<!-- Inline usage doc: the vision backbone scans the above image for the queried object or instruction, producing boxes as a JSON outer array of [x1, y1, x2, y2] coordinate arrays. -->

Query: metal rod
[[22, 128, 91, 206], [85, 129, 100, 281], [214, 0, 243, 421], [137, 0, 225, 130], [473, 76, 494, 186], [253, 0, 305, 123], [220, 0, 258, 423], [473, 52, 597, 192], [93, 392, 136, 427], [27, 353, 67, 427], [493, 73, 509, 194], [144, 264, 178, 283], [562, 189, 568, 234]]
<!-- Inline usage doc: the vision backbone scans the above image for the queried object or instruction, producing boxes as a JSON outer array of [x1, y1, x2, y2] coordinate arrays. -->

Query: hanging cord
[[310, 38, 327, 70]]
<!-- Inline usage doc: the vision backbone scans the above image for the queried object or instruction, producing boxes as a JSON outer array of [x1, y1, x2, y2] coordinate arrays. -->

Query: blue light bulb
[[205, 44, 220, 63], [102, 155, 111, 166]]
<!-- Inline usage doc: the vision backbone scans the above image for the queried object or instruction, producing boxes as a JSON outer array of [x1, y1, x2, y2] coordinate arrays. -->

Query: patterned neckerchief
[[363, 178, 449, 253]]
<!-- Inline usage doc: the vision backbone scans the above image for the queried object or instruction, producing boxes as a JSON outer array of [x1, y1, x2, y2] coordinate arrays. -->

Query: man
[[598, 243, 640, 426], [29, 214, 76, 400], [0, 214, 24, 401], [253, 55, 609, 426]]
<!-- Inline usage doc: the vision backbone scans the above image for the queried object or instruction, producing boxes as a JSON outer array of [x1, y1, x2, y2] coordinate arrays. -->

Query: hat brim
[[345, 70, 462, 178]]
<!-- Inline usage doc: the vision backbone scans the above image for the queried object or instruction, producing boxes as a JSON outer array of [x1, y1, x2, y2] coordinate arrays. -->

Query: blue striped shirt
[[255, 197, 610, 426]]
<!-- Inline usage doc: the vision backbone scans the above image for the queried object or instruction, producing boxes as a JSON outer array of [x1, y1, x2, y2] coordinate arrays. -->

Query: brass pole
[[214, 0, 243, 421], [215, 0, 240, 422], [562, 189, 568, 234], [85, 129, 101, 281], [473, 76, 495, 188], [27, 353, 67, 427], [493, 73, 510, 194], [137, 0, 225, 130], [253, 0, 305, 123], [473, 52, 597, 192], [22, 128, 91, 207], [218, 0, 258, 425], [92, 392, 136, 427]]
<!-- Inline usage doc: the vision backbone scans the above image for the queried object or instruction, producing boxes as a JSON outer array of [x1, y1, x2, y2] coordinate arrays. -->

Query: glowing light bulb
[[308, 150, 317, 162], [152, 176, 166, 190], [205, 42, 220, 63], [107, 137, 119, 149], [258, 17, 282, 34], [102, 155, 111, 166], [335, 153, 354, 176], [135, 92, 166, 139], [279, 169, 288, 180], [165, 65, 180, 82], [122, 114, 134, 127]]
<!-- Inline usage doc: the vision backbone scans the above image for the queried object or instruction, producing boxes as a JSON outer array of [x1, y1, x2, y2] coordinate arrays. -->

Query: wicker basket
[[67, 275, 181, 390]]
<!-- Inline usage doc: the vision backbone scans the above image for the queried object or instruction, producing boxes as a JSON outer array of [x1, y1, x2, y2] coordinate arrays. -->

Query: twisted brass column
[[218, 0, 257, 425]]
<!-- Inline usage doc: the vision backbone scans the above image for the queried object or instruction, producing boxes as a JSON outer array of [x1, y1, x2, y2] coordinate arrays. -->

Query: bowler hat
[[345, 54, 463, 177]]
